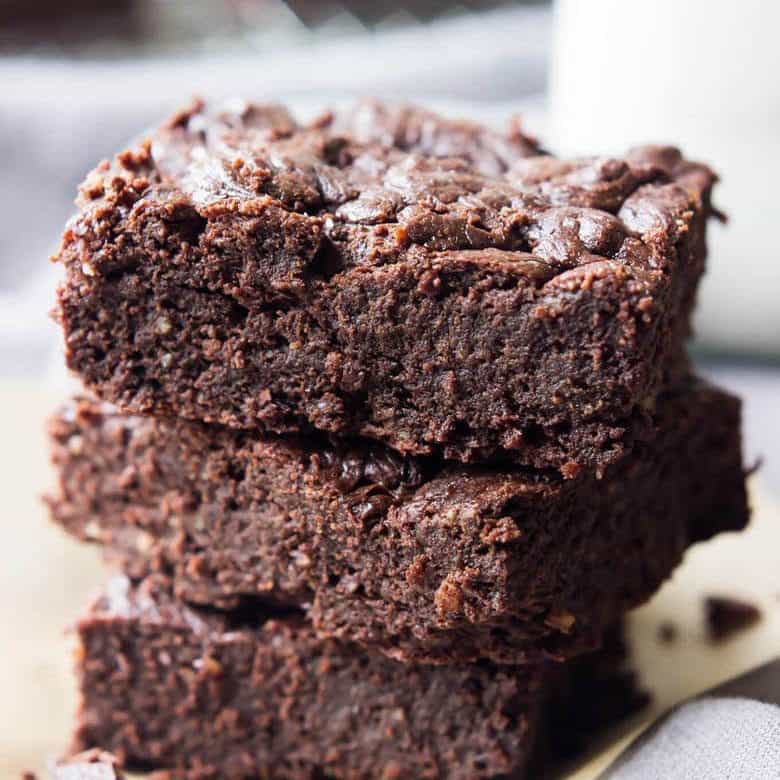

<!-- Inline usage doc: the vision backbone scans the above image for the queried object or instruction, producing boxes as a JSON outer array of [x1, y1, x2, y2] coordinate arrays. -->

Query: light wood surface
[[2, 383, 778, 779]]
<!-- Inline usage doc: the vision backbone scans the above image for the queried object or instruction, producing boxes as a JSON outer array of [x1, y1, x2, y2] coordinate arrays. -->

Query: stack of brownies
[[47, 100, 749, 778]]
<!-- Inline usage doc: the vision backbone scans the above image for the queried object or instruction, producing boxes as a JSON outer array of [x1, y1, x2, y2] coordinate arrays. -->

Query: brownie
[[53, 99, 716, 473], [49, 378, 748, 665], [72, 576, 641, 780]]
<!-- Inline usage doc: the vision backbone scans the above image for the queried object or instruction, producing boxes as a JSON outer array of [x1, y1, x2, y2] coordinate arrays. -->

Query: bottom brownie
[[72, 576, 642, 780]]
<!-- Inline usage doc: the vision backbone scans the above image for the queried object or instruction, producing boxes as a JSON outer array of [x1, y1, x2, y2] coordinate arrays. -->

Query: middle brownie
[[49, 378, 748, 665]]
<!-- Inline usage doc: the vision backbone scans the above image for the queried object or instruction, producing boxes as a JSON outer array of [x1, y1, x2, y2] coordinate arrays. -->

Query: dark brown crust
[[49, 378, 748, 665], [53, 99, 715, 473], [73, 577, 644, 780]]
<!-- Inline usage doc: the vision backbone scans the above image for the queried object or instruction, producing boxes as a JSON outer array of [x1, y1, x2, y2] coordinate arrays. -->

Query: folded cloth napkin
[[600, 659, 780, 779]]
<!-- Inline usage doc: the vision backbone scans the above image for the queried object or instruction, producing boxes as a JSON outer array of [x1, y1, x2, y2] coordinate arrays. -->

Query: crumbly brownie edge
[[49, 378, 748, 665]]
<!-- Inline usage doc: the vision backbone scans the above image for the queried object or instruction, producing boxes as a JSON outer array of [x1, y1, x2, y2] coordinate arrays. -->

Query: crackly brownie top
[[65, 98, 716, 289]]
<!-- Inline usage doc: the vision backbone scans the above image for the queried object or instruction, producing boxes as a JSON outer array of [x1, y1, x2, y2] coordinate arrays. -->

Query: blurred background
[[0, 1, 779, 776]]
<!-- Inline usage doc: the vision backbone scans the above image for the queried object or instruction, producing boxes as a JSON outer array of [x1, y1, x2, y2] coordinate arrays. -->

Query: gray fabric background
[[604, 698, 780, 779]]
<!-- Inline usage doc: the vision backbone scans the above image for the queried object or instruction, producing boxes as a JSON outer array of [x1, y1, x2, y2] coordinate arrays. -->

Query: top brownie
[[55, 99, 715, 472]]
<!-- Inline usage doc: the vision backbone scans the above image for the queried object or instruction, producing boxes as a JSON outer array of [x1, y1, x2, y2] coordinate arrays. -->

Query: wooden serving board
[[1, 384, 778, 779]]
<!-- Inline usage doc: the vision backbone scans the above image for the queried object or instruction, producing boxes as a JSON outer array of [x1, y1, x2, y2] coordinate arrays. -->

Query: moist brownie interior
[[54, 99, 716, 473], [50, 377, 748, 665]]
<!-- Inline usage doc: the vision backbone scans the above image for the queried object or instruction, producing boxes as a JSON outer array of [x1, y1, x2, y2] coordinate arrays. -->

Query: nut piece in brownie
[[72, 576, 641, 780], [54, 99, 716, 473], [49, 378, 748, 665]]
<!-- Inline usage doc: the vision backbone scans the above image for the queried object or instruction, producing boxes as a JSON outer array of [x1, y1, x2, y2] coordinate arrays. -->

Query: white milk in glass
[[550, 0, 780, 354]]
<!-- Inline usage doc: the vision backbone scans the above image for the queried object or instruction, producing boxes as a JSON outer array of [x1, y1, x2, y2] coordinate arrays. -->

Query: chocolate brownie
[[72, 576, 641, 780], [53, 99, 716, 472], [49, 378, 748, 665]]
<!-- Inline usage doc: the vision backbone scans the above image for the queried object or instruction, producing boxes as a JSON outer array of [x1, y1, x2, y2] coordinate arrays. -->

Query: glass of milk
[[549, 0, 780, 355]]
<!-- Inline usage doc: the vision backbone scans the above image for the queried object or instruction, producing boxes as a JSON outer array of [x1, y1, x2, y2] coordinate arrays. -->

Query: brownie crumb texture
[[705, 596, 762, 642]]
